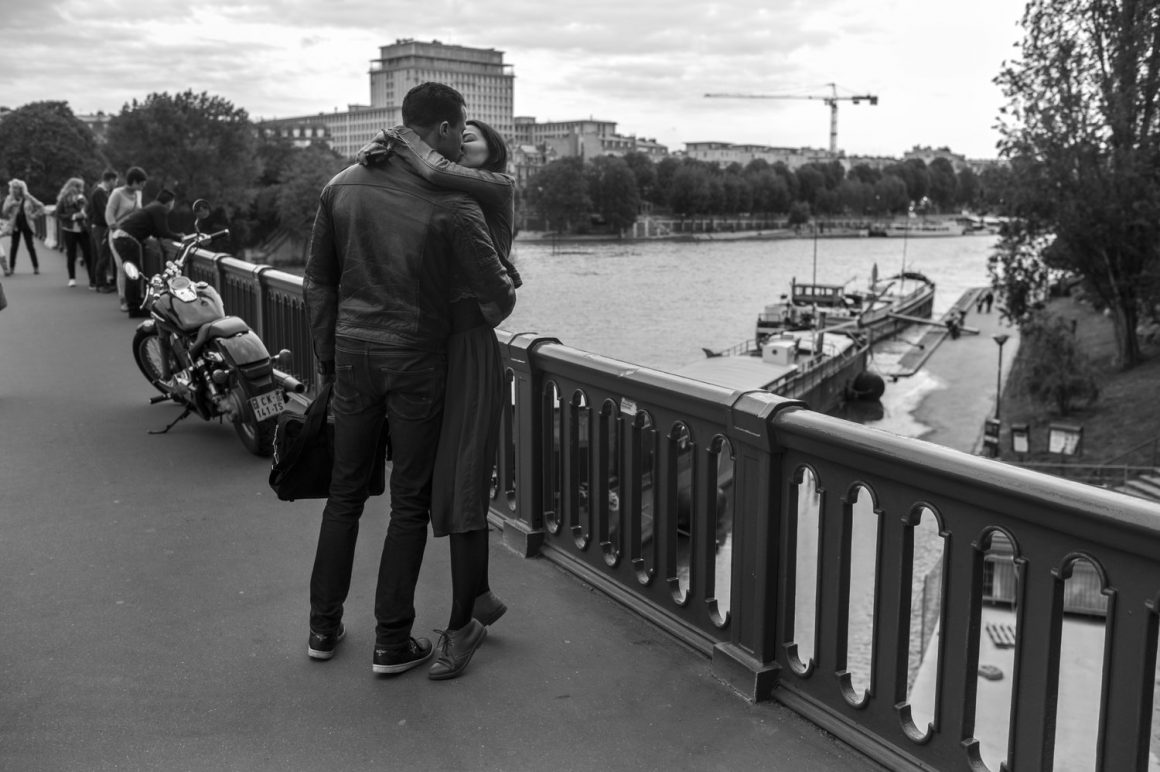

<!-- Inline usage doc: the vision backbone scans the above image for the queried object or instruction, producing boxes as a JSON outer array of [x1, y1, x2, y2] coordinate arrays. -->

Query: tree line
[[0, 93, 348, 256], [525, 151, 1016, 234]]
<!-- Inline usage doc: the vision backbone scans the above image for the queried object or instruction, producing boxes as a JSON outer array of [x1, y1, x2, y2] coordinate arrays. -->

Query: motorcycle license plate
[[249, 391, 284, 422]]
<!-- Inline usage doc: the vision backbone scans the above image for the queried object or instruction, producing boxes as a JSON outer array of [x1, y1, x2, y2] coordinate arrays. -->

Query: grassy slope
[[997, 296, 1160, 467]]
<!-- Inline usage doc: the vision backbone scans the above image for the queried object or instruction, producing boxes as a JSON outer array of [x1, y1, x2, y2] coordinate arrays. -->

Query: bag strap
[[273, 382, 332, 471], [300, 381, 333, 439]]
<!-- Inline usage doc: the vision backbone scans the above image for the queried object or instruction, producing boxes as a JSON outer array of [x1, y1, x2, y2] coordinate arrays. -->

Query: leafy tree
[[668, 162, 712, 215], [848, 163, 881, 185], [927, 157, 958, 211], [104, 90, 259, 217], [651, 156, 681, 206], [995, 0, 1160, 368], [621, 151, 657, 204], [873, 175, 910, 214], [275, 145, 348, 259], [988, 220, 1055, 321], [748, 169, 790, 214], [977, 164, 1014, 213], [1017, 314, 1100, 415], [883, 159, 931, 204], [787, 201, 811, 227], [794, 165, 826, 205], [585, 155, 640, 233], [529, 157, 589, 233], [0, 101, 106, 200], [956, 166, 981, 209]]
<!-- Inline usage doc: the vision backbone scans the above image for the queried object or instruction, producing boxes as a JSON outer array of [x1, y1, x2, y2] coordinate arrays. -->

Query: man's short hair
[[101, 169, 119, 183], [126, 167, 147, 186], [156, 188, 175, 205], [401, 82, 466, 131]]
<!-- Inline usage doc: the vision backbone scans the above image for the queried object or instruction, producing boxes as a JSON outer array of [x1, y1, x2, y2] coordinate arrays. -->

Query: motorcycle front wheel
[[230, 385, 276, 457], [132, 328, 180, 394]]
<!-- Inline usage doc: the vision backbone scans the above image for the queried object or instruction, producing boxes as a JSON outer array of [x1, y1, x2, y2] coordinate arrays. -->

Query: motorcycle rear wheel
[[132, 328, 180, 394], [230, 385, 276, 457]]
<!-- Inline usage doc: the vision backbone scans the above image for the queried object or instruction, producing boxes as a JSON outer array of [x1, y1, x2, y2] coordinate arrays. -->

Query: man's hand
[[318, 359, 336, 385]]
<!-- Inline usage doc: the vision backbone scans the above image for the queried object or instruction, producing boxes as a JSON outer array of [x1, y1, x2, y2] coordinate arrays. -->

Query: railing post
[[712, 390, 806, 702], [499, 332, 559, 557], [252, 264, 272, 339]]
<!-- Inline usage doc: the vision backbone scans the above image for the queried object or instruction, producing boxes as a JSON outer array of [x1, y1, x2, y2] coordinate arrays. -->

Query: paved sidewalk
[[1, 245, 881, 771]]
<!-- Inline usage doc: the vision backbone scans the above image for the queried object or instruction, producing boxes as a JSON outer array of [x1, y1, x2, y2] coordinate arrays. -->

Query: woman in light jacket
[[55, 177, 93, 287], [2, 179, 46, 275]]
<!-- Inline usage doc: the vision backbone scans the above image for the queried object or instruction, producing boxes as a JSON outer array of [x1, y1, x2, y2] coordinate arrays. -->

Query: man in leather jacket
[[303, 82, 516, 676]]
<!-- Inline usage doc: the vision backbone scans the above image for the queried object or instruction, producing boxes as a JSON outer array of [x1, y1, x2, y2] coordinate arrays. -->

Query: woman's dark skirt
[[430, 305, 504, 537]]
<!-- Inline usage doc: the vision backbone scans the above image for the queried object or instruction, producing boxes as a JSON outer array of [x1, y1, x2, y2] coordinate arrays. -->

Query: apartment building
[[258, 39, 514, 158], [683, 141, 832, 169], [512, 116, 668, 160]]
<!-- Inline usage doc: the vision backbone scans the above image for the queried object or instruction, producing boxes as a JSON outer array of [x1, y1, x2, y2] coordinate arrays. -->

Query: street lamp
[[993, 334, 1010, 420]]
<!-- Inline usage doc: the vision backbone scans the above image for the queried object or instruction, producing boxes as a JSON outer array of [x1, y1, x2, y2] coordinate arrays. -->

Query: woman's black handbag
[[269, 383, 388, 501]]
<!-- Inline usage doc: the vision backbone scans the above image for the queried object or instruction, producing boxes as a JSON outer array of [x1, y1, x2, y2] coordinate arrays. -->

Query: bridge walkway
[[0, 248, 880, 770]]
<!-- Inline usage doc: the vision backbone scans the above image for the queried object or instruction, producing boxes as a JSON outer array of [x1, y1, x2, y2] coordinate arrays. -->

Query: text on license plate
[[249, 392, 285, 422]]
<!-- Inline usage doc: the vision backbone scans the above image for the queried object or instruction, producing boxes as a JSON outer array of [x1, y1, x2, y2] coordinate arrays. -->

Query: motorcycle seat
[[190, 316, 251, 357]]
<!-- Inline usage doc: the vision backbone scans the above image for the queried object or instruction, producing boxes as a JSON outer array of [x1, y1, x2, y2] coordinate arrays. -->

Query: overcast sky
[[0, 0, 1026, 159]]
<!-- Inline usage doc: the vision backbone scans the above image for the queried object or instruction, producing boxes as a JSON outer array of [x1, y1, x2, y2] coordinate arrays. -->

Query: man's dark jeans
[[308, 339, 446, 647]]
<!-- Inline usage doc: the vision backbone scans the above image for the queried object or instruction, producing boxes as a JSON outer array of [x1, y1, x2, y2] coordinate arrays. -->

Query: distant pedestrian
[[88, 170, 119, 292], [2, 179, 46, 275], [55, 177, 92, 288], [105, 167, 147, 309], [975, 293, 985, 314], [984, 290, 995, 313]]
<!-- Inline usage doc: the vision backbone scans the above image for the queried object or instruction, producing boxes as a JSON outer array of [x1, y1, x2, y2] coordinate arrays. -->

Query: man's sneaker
[[372, 636, 433, 674], [307, 623, 345, 660], [473, 590, 507, 627], [67, 279, 76, 287]]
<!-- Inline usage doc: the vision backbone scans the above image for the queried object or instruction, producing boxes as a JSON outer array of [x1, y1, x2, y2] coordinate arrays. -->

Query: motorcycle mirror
[[192, 199, 210, 221]]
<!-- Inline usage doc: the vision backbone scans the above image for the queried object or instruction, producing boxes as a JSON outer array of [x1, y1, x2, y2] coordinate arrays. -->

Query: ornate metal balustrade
[[185, 247, 1160, 771]]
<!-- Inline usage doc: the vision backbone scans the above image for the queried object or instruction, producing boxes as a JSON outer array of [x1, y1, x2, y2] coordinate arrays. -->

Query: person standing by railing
[[303, 82, 516, 681], [55, 177, 92, 288], [358, 118, 520, 678], [2, 179, 45, 275], [105, 167, 147, 311], [88, 170, 119, 292]]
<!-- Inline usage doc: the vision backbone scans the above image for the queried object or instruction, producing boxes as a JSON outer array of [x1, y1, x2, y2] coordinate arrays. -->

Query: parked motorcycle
[[126, 200, 304, 456]]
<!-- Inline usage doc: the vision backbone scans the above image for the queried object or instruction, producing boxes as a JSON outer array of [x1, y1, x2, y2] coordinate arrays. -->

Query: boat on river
[[674, 270, 936, 413]]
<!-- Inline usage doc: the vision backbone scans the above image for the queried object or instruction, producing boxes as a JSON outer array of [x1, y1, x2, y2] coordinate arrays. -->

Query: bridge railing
[[184, 247, 1160, 772]]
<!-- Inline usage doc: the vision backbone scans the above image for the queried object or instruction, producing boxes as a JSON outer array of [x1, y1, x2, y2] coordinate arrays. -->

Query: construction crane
[[704, 83, 878, 155]]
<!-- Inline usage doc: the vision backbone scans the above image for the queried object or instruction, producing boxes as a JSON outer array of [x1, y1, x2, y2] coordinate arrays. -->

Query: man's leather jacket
[[304, 158, 516, 363]]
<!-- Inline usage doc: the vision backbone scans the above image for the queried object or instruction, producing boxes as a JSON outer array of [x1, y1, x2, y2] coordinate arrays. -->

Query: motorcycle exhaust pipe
[[272, 368, 306, 394]]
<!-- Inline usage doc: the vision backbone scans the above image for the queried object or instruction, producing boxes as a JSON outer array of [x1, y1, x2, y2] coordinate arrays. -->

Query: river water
[[503, 232, 999, 437]]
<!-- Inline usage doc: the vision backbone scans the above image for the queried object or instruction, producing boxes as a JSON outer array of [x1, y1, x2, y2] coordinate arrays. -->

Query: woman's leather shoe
[[473, 590, 507, 627], [428, 619, 486, 680]]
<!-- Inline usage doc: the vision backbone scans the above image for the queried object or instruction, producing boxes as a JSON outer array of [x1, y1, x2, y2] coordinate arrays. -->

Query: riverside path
[[0, 248, 881, 770]]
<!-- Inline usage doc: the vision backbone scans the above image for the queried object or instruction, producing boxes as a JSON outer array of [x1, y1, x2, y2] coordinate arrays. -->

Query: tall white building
[[370, 39, 514, 139], [259, 40, 514, 159]]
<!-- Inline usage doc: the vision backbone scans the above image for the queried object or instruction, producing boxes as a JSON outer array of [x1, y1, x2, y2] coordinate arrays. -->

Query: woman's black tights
[[9, 225, 38, 271], [448, 528, 490, 630]]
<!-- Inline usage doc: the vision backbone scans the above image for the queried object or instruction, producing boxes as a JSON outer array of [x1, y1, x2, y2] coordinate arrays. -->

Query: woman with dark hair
[[358, 119, 520, 679]]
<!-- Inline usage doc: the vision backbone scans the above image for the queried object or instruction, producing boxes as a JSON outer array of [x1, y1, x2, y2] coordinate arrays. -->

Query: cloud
[[0, 0, 1025, 158]]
